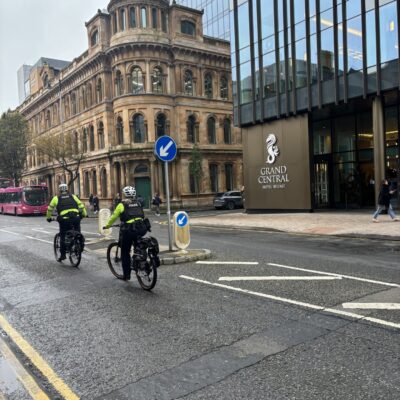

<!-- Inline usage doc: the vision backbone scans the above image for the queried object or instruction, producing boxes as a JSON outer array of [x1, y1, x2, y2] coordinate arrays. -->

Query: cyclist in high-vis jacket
[[104, 186, 148, 280], [46, 183, 87, 262]]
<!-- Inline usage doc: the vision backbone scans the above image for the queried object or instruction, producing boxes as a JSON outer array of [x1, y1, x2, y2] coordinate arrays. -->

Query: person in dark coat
[[372, 179, 398, 222], [93, 195, 99, 214], [152, 193, 161, 216]]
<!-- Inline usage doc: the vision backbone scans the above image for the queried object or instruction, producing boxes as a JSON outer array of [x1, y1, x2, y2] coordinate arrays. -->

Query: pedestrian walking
[[89, 193, 94, 209], [152, 193, 162, 216], [372, 179, 398, 222], [93, 194, 99, 214]]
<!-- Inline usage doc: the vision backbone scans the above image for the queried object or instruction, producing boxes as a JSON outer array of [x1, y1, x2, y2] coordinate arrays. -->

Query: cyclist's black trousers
[[58, 215, 81, 256], [120, 229, 141, 279]]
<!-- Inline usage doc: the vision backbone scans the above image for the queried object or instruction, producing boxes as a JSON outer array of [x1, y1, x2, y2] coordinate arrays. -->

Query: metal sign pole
[[165, 161, 173, 251]]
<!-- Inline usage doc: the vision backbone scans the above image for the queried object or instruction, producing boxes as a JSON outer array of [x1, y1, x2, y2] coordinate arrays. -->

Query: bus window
[[23, 188, 48, 206]]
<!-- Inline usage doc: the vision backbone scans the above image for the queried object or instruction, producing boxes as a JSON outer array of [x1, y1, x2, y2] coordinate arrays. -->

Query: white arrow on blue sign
[[155, 136, 177, 162], [176, 212, 188, 227]]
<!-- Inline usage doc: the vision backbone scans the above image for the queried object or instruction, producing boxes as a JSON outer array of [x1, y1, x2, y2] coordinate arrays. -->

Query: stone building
[[19, 0, 242, 209]]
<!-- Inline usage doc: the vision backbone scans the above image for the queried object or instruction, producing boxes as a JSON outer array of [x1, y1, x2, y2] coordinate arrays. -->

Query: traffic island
[[160, 248, 212, 265]]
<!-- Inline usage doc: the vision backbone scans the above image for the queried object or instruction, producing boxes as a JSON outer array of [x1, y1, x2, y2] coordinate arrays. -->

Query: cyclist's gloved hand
[[46, 218, 52, 223]]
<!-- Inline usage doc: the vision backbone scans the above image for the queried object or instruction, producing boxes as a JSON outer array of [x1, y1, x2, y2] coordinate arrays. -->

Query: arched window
[[89, 125, 95, 151], [184, 70, 193, 95], [98, 122, 105, 149], [92, 170, 97, 195], [209, 164, 218, 193], [84, 171, 90, 197], [120, 8, 126, 31], [135, 164, 148, 174], [74, 132, 79, 154], [152, 7, 158, 28], [91, 30, 99, 46], [83, 128, 88, 153], [71, 92, 77, 115], [101, 168, 108, 198], [161, 11, 167, 32], [45, 109, 51, 129], [204, 73, 213, 99], [156, 113, 166, 138], [87, 83, 92, 108], [131, 67, 144, 94], [224, 118, 232, 144], [115, 70, 123, 96], [97, 78, 103, 102], [43, 73, 49, 88], [220, 76, 228, 99], [116, 117, 124, 145], [141, 7, 147, 28], [152, 67, 163, 93], [181, 20, 195, 36], [130, 7, 136, 28], [187, 115, 197, 143], [81, 86, 86, 110], [207, 117, 216, 144], [133, 114, 146, 143], [112, 12, 117, 33]]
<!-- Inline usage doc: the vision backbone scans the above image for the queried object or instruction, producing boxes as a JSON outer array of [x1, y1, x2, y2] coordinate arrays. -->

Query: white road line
[[25, 236, 53, 244], [179, 275, 400, 330], [342, 303, 400, 310], [31, 228, 53, 234], [0, 229, 21, 236], [197, 261, 259, 265], [218, 276, 342, 281], [268, 263, 400, 288]]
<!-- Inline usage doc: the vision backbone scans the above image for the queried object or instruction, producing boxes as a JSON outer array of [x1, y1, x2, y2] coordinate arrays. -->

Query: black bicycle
[[52, 220, 85, 268], [106, 224, 160, 291]]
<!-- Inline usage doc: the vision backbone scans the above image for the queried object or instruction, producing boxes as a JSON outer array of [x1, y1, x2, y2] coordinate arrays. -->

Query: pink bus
[[0, 185, 49, 215]]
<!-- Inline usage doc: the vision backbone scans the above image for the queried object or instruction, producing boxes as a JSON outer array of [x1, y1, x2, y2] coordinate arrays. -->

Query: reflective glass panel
[[379, 2, 399, 63], [347, 16, 363, 71]]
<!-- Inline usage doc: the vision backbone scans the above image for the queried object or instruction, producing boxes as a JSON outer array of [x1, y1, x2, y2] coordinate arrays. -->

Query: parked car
[[213, 191, 244, 210]]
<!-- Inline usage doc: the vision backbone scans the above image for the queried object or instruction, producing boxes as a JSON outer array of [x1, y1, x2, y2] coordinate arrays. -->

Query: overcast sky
[[0, 0, 108, 114]]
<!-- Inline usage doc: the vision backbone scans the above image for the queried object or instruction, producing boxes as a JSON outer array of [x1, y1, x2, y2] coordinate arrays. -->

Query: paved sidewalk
[[190, 211, 400, 240]]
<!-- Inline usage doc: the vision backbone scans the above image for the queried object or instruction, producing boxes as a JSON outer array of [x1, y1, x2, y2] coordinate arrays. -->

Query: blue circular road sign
[[176, 212, 188, 227], [155, 136, 177, 162]]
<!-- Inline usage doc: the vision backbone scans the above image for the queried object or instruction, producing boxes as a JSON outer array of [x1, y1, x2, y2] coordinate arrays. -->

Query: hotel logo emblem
[[266, 134, 279, 164]]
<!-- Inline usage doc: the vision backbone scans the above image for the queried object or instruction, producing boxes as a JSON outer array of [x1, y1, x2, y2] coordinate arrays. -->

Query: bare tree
[[34, 133, 85, 191]]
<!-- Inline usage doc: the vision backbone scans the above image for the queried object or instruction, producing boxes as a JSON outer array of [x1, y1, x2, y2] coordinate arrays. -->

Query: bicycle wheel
[[53, 234, 61, 262], [107, 242, 124, 279], [68, 239, 82, 268], [136, 255, 157, 291]]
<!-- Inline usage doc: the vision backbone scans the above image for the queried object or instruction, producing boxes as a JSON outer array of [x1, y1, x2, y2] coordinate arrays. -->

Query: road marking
[[25, 236, 53, 244], [179, 275, 400, 330], [0, 315, 79, 400], [0, 229, 21, 236], [0, 336, 50, 399], [218, 276, 342, 281], [342, 303, 400, 310], [197, 261, 259, 265], [268, 263, 400, 288], [32, 229, 53, 234]]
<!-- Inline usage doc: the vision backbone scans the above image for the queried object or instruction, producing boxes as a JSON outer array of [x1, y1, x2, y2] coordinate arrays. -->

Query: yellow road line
[[0, 336, 49, 399], [0, 315, 79, 400]]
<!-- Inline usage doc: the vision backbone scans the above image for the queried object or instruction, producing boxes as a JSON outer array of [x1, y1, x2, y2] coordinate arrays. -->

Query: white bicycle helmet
[[59, 183, 68, 192], [122, 186, 136, 198]]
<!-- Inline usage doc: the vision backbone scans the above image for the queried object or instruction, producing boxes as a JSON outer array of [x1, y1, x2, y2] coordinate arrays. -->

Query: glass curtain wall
[[231, 0, 399, 126]]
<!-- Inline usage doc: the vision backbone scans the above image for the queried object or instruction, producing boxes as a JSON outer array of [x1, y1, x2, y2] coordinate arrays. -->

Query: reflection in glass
[[321, 27, 335, 81], [237, 2, 250, 49], [313, 121, 332, 154], [295, 39, 307, 88], [240, 61, 253, 104], [366, 10, 377, 67], [263, 52, 276, 97], [379, 2, 399, 63], [347, 16, 363, 71]]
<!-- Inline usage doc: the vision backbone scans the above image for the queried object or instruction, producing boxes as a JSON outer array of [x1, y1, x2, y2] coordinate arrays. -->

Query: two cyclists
[[46, 183, 87, 262]]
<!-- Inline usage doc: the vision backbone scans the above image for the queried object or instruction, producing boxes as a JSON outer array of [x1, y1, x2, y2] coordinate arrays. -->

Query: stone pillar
[[122, 162, 127, 187], [372, 97, 386, 203]]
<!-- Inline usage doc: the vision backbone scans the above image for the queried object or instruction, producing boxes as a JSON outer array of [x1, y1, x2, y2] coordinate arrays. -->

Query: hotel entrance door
[[314, 156, 331, 208]]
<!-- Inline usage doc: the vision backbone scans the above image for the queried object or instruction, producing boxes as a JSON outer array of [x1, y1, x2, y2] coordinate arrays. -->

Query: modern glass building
[[174, 0, 230, 40], [230, 0, 400, 210]]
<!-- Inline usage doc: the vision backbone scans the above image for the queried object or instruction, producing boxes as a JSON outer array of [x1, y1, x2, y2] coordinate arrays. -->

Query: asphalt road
[[0, 212, 399, 399]]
